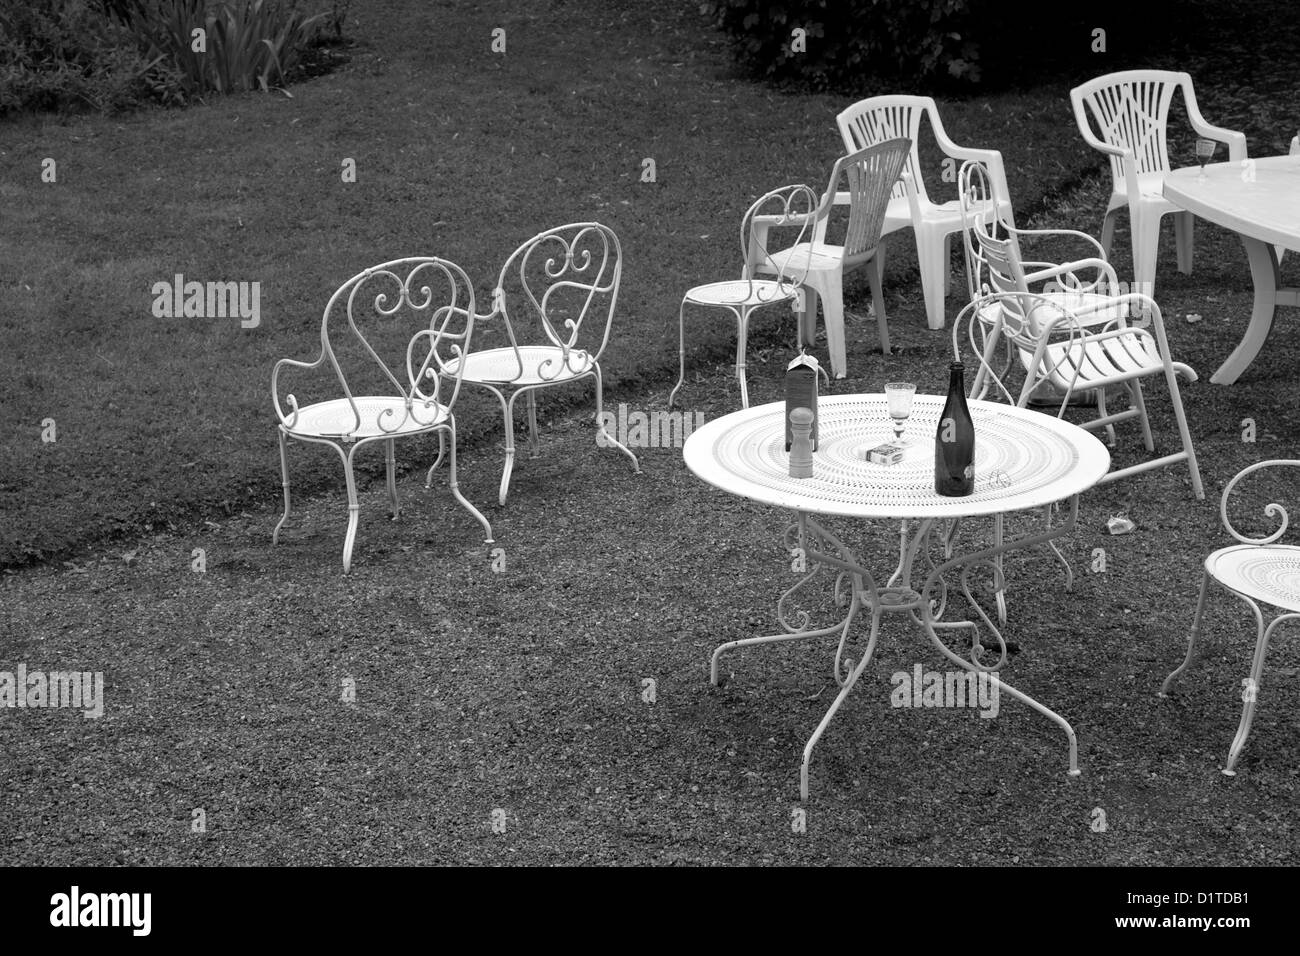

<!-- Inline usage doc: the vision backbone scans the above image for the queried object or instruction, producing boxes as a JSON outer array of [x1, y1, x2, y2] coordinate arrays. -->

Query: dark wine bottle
[[935, 362, 975, 496]]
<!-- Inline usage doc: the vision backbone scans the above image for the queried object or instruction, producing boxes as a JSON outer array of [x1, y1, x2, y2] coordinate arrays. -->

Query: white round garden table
[[684, 394, 1111, 799], [1163, 155, 1300, 384]]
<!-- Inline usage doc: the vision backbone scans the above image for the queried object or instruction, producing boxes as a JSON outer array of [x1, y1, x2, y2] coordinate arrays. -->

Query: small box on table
[[866, 441, 906, 466]]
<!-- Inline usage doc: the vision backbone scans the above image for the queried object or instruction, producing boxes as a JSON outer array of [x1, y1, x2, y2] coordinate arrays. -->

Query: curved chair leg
[[669, 297, 690, 409], [384, 438, 399, 519], [498, 390, 519, 506], [800, 605, 882, 800], [526, 391, 540, 459], [1160, 570, 1212, 697], [992, 513, 1007, 626], [273, 429, 292, 544], [865, 251, 890, 356], [1174, 210, 1195, 275], [341, 442, 362, 574], [733, 305, 751, 409], [593, 362, 640, 473], [1223, 598, 1271, 775], [424, 431, 447, 489], [444, 418, 494, 544]]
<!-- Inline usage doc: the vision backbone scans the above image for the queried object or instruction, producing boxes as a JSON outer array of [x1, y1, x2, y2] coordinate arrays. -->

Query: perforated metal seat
[[1161, 460, 1300, 775], [287, 396, 449, 440], [450, 346, 593, 386]]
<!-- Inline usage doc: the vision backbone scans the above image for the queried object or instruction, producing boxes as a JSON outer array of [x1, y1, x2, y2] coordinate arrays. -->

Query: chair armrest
[[1182, 85, 1248, 162], [271, 353, 324, 429], [1023, 256, 1120, 294], [1010, 226, 1107, 263]]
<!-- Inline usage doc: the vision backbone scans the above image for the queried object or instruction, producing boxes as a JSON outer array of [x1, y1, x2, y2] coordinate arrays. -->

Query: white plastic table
[[683, 394, 1112, 799], [1163, 156, 1300, 384]]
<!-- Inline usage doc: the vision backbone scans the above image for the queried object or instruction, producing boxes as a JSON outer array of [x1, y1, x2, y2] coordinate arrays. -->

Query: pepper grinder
[[789, 407, 814, 479]]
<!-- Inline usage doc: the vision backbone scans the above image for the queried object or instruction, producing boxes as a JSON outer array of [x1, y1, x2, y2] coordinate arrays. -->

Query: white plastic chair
[[1160, 460, 1300, 775], [451, 222, 639, 505], [271, 257, 493, 573], [836, 95, 1013, 330], [670, 184, 819, 409], [752, 138, 913, 378], [1070, 70, 1247, 297], [957, 161, 1204, 499]]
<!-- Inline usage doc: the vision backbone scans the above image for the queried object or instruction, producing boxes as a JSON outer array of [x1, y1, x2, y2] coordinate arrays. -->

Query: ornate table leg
[[709, 514, 872, 687], [916, 495, 1084, 777]]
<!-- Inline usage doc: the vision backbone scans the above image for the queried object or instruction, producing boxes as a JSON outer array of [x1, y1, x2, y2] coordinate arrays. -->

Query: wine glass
[[1195, 137, 1216, 181], [884, 382, 916, 445]]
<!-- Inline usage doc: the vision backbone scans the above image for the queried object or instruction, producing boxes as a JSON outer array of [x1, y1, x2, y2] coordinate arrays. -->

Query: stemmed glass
[[884, 382, 916, 446], [1195, 137, 1217, 181]]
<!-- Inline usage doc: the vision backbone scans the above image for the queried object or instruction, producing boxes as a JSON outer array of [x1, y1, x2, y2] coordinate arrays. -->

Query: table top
[[1164, 155, 1300, 252], [683, 394, 1112, 520]]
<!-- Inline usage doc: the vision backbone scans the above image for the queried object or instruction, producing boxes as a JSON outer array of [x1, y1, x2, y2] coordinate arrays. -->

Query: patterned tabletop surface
[[683, 394, 1112, 519]]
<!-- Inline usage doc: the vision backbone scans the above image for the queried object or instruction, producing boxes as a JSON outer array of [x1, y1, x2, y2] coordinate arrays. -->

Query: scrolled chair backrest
[[741, 183, 819, 296], [1220, 460, 1300, 546], [959, 160, 1028, 303], [272, 256, 476, 438], [481, 221, 622, 384]]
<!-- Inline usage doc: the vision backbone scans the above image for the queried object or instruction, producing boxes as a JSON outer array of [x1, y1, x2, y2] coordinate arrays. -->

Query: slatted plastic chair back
[[742, 183, 819, 294], [1074, 71, 1183, 182], [276, 257, 475, 436], [836, 96, 930, 205], [488, 221, 621, 382], [835, 138, 911, 261]]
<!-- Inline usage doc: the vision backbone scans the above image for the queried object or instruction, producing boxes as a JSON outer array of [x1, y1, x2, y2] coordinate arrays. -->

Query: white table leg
[[1211, 236, 1297, 385]]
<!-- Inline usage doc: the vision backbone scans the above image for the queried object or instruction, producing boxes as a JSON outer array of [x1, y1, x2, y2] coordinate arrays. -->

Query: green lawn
[[1, 0, 1299, 866], [0, 0, 1158, 567]]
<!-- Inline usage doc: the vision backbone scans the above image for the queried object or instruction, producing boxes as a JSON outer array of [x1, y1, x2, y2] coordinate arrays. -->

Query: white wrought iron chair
[[1070, 70, 1247, 297], [836, 95, 1013, 330], [669, 184, 819, 409], [1159, 460, 1300, 775], [449, 222, 639, 505], [957, 160, 1204, 499], [751, 138, 913, 379], [271, 257, 493, 573]]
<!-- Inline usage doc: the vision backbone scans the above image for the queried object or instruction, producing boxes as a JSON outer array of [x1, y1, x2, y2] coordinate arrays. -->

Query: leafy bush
[[707, 0, 1200, 92], [1, 0, 332, 116], [125, 0, 328, 95], [0, 0, 174, 114]]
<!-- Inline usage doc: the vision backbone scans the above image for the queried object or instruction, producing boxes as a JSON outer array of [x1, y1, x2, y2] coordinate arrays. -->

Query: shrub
[[0, 0, 171, 114], [707, 0, 1201, 93], [126, 0, 327, 95]]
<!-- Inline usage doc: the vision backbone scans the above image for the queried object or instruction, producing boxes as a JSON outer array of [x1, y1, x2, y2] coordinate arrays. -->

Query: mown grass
[[1, 0, 1298, 866], [2, 0, 1147, 567]]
